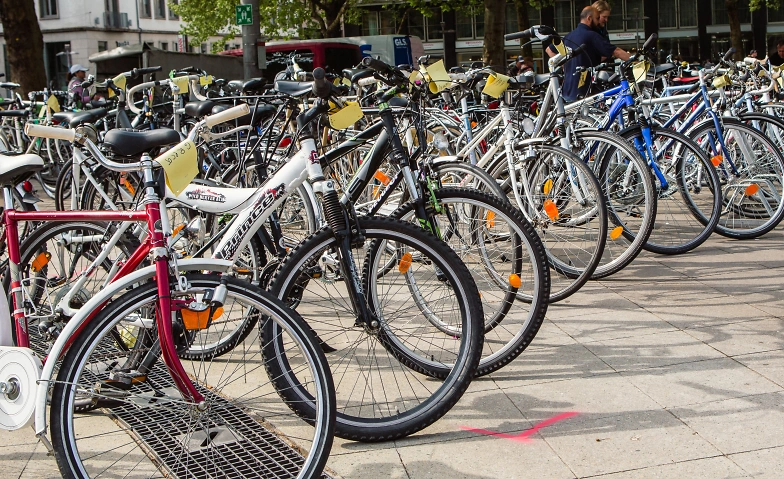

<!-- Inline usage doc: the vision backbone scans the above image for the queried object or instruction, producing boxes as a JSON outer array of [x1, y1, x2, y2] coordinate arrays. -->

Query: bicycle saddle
[[0, 109, 29, 118], [274, 80, 313, 97], [103, 128, 181, 157], [184, 100, 216, 117], [534, 74, 550, 86], [242, 78, 267, 94], [654, 63, 676, 75], [0, 153, 44, 185], [52, 108, 109, 128], [342, 68, 373, 84], [210, 104, 277, 127]]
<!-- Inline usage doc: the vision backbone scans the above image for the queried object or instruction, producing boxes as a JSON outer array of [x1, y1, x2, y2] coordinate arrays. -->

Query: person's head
[[580, 6, 597, 28], [69, 64, 88, 80], [591, 1, 611, 28], [777, 40, 784, 58]]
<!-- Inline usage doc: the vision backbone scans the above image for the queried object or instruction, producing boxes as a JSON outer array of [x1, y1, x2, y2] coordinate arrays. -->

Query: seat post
[[3, 185, 15, 211]]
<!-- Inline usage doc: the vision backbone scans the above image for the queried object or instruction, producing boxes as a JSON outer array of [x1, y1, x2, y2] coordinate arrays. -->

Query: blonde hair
[[592, 0, 611, 14]]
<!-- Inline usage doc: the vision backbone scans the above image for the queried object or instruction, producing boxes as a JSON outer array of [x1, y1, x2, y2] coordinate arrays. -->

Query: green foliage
[[750, 0, 781, 11], [169, 0, 238, 52]]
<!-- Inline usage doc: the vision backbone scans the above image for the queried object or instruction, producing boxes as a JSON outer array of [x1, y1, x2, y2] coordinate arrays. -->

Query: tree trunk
[[0, 0, 47, 94], [483, 0, 506, 70], [725, 0, 743, 59], [515, 1, 533, 58], [321, 0, 345, 38]]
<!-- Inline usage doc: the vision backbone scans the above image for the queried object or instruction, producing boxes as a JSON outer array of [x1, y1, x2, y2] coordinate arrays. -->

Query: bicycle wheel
[[619, 126, 721, 254], [575, 129, 657, 277], [50, 274, 335, 479], [430, 159, 507, 198], [391, 187, 550, 376], [267, 216, 484, 441], [687, 118, 784, 239], [54, 158, 74, 210], [3, 221, 136, 355], [487, 143, 607, 301]]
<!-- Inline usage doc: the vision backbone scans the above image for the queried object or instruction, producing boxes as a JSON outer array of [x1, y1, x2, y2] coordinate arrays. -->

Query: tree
[[171, 0, 360, 50], [0, 0, 46, 94], [725, 0, 743, 59], [514, 0, 533, 59], [483, 0, 507, 69]]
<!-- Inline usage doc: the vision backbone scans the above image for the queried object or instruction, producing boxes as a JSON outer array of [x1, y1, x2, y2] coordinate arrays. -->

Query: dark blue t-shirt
[[550, 23, 617, 101]]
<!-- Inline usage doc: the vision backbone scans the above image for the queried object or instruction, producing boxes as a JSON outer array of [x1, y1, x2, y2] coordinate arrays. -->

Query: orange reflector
[[31, 251, 51, 273], [470, 121, 477, 128], [610, 226, 624, 240], [711, 155, 723, 167], [398, 252, 413, 274], [181, 306, 224, 331], [543, 199, 559, 221], [509, 274, 522, 289], [121, 175, 136, 196], [486, 211, 496, 228], [745, 183, 760, 196], [543, 178, 554, 195], [373, 169, 391, 186], [172, 224, 185, 236]]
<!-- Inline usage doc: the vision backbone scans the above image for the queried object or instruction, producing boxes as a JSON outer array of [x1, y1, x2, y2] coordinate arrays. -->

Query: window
[[554, 1, 574, 34], [659, 0, 696, 29], [200, 43, 208, 54], [140, 0, 151, 18], [173, 41, 179, 52], [98, 41, 108, 52], [506, 2, 541, 34], [456, 10, 473, 38], [159, 42, 168, 50], [408, 12, 425, 39], [169, 0, 179, 19], [713, 0, 750, 25], [362, 12, 380, 36], [426, 11, 443, 41], [39, 0, 58, 18], [155, 0, 166, 18]]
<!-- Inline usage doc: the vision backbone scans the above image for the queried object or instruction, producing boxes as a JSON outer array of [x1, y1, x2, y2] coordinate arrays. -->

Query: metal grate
[[99, 363, 333, 479]]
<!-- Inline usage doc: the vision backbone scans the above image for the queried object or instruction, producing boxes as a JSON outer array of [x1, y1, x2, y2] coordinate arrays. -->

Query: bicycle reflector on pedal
[[181, 306, 224, 330]]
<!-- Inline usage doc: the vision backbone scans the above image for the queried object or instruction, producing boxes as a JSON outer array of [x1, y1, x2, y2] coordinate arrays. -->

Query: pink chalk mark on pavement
[[460, 411, 579, 443]]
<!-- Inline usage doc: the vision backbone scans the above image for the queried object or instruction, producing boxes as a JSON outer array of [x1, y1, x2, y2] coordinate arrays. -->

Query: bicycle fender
[[34, 258, 233, 438]]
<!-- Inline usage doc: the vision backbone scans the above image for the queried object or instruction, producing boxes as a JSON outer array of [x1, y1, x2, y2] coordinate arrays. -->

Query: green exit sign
[[236, 4, 252, 25]]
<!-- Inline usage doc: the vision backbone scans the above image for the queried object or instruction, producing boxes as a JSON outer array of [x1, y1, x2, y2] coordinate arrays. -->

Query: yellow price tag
[[482, 72, 510, 99], [328, 101, 364, 130], [172, 76, 189, 94], [712, 74, 731, 88], [420, 60, 451, 93], [154, 139, 198, 196], [632, 61, 651, 83], [46, 94, 60, 113], [199, 75, 213, 86], [578, 70, 588, 88], [109, 74, 127, 98]]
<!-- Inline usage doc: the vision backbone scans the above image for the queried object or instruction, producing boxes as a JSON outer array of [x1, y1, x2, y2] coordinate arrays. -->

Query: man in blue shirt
[[547, 6, 630, 102]]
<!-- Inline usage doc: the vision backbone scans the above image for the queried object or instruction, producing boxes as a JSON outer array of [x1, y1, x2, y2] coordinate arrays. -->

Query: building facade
[[349, 0, 784, 71], [0, 0, 233, 89]]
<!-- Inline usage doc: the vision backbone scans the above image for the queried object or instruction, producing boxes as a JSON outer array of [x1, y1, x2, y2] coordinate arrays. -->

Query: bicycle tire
[[390, 187, 550, 376], [686, 118, 784, 239], [618, 126, 721, 254], [486, 143, 608, 301], [50, 274, 335, 479], [575, 129, 658, 278], [267, 216, 483, 442]]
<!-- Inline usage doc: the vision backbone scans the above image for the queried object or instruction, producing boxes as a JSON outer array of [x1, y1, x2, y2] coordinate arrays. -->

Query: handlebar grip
[[205, 103, 250, 128], [311, 67, 333, 99], [723, 48, 736, 61], [571, 44, 587, 58], [361, 56, 392, 75], [25, 123, 76, 142], [130, 66, 163, 79], [357, 76, 378, 87], [504, 30, 531, 41]]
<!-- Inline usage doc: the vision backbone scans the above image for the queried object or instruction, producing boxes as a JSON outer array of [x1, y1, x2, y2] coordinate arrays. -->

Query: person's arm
[[613, 47, 631, 61], [546, 44, 556, 58]]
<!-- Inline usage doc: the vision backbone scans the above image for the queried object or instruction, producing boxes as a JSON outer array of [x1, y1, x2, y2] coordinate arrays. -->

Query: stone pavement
[[3, 228, 784, 478]]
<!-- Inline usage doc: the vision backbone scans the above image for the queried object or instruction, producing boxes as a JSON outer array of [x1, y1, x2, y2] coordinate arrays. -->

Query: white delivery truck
[[343, 35, 425, 68]]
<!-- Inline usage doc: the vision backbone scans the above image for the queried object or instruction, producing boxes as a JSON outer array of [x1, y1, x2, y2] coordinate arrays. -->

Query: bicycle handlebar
[[25, 123, 77, 142], [311, 67, 333, 99], [204, 103, 250, 128], [130, 66, 163, 79]]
